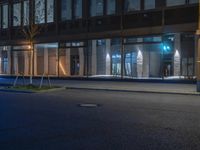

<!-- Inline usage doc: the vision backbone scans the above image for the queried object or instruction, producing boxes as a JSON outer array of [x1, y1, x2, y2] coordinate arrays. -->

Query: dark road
[[0, 89, 200, 150]]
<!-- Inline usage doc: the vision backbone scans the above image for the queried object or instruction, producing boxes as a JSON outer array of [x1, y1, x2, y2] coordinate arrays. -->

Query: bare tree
[[21, 22, 42, 85]]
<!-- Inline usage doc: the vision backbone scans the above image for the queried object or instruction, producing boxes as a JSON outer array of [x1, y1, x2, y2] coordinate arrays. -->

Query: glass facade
[[13, 3, 21, 26], [61, 0, 82, 20], [0, 33, 196, 79], [11, 46, 31, 75], [0, 0, 198, 27], [96, 40, 106, 75], [61, 0, 72, 21], [0, 5, 2, 29], [144, 0, 155, 10], [58, 42, 85, 76], [181, 34, 195, 76], [124, 37, 162, 78], [0, 46, 10, 74], [125, 0, 141, 12], [189, 0, 199, 3], [0, 1, 198, 80], [111, 39, 121, 76], [90, 0, 104, 16], [35, 0, 54, 24], [88, 39, 111, 76], [47, 0, 54, 23], [2, 4, 8, 29], [166, 0, 185, 6], [35, 0, 45, 24], [35, 43, 58, 76], [23, 0, 29, 25], [74, 0, 82, 19], [107, 0, 116, 15], [80, 34, 195, 79]]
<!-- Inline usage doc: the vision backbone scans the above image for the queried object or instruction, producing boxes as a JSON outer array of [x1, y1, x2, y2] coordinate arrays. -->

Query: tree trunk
[[29, 47, 33, 85]]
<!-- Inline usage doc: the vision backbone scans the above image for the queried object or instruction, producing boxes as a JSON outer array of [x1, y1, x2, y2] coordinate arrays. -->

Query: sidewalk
[[0, 77, 199, 95]]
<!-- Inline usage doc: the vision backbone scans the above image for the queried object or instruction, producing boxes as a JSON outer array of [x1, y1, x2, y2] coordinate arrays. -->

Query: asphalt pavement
[[0, 89, 200, 150]]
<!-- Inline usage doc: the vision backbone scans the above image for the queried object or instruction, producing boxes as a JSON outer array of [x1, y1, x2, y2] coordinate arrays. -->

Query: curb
[[0, 84, 12, 87], [0, 88, 35, 94], [0, 76, 196, 84], [65, 87, 200, 96], [36, 87, 65, 93], [0, 87, 64, 94]]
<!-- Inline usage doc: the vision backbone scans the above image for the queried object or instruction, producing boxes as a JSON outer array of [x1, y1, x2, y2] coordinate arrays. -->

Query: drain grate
[[78, 103, 101, 108]]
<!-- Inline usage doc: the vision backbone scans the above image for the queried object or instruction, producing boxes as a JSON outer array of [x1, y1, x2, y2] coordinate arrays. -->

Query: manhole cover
[[78, 103, 101, 108]]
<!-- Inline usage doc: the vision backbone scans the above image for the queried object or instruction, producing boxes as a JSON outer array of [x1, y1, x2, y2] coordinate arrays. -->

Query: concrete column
[[44, 47, 48, 75], [174, 33, 181, 76], [13, 52, 18, 75], [66, 48, 71, 76], [34, 48, 37, 76], [0, 51, 2, 74], [105, 39, 111, 75], [24, 51, 29, 75], [7, 49, 11, 74], [92, 40, 97, 75], [79, 47, 84, 76]]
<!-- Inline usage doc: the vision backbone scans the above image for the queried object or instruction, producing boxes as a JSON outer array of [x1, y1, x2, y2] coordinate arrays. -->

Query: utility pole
[[196, 0, 200, 92]]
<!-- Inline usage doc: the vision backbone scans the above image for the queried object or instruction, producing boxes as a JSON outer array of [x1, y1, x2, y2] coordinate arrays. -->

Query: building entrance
[[163, 61, 173, 77], [70, 55, 80, 76]]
